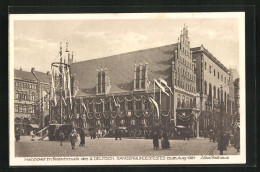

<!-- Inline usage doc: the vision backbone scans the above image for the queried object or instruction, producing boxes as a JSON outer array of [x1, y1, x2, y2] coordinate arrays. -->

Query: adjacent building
[[192, 45, 235, 133], [14, 68, 50, 134]]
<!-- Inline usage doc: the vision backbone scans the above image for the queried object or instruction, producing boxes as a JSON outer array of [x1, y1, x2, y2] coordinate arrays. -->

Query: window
[[15, 91, 19, 100], [209, 83, 212, 97], [98, 72, 101, 93], [32, 106, 35, 114], [218, 72, 219, 79], [31, 92, 35, 101], [19, 105, 23, 113], [145, 100, 150, 110], [89, 104, 93, 112], [209, 65, 211, 73], [221, 75, 223, 81], [141, 67, 145, 89], [105, 102, 110, 111], [213, 86, 216, 98], [120, 101, 125, 111], [205, 62, 207, 70], [23, 105, 27, 113], [96, 104, 103, 112], [135, 101, 142, 110], [24, 92, 27, 100], [15, 104, 19, 113], [127, 101, 133, 110], [217, 88, 220, 100], [19, 91, 23, 100], [204, 81, 207, 95], [224, 77, 226, 84], [136, 67, 140, 89], [112, 102, 117, 112], [102, 72, 105, 93], [214, 69, 216, 76]]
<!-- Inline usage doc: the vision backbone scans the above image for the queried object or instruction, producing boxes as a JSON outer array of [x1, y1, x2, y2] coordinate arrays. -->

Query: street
[[15, 136, 221, 157]]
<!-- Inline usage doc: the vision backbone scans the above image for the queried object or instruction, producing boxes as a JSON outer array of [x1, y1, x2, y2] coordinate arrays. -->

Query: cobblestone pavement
[[15, 136, 217, 157], [211, 144, 240, 155]]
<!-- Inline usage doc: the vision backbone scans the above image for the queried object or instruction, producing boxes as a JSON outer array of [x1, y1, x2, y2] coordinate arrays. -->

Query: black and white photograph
[[9, 13, 245, 166]]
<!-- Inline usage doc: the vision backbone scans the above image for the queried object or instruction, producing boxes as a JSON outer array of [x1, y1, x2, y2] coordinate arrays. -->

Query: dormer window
[[134, 62, 148, 90], [96, 68, 110, 95], [136, 67, 140, 89]]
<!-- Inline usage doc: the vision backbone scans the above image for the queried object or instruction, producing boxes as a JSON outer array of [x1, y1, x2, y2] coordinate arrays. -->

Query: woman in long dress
[[152, 131, 159, 149], [69, 130, 78, 150], [161, 131, 170, 149]]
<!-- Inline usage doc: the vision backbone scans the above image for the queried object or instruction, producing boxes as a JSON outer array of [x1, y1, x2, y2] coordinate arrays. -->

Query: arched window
[[19, 91, 23, 100], [24, 92, 27, 100], [141, 66, 145, 89], [19, 105, 23, 113], [182, 95, 185, 108]]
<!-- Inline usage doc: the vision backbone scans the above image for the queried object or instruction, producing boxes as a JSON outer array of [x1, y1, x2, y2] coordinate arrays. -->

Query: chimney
[[31, 67, 35, 74]]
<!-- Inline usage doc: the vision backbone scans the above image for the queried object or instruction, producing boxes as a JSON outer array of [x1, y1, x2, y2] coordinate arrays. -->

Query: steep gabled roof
[[14, 69, 51, 84], [71, 44, 177, 97], [14, 69, 37, 81]]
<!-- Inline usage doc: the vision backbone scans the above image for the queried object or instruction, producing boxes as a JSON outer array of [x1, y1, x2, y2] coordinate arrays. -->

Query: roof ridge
[[73, 43, 177, 64]]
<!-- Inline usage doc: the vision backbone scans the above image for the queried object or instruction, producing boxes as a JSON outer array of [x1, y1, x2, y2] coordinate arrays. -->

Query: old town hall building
[[49, 25, 235, 137]]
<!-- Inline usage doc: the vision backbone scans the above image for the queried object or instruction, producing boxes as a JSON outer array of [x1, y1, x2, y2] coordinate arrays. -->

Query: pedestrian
[[161, 131, 170, 149], [97, 129, 102, 139], [15, 127, 20, 142], [59, 130, 65, 146], [217, 131, 227, 155], [79, 128, 85, 147], [152, 131, 159, 149], [115, 129, 122, 140], [69, 129, 78, 150], [234, 127, 240, 152], [30, 130, 35, 141]]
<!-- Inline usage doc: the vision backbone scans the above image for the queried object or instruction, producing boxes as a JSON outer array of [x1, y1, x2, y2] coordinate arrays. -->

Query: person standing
[[234, 127, 240, 152], [115, 129, 122, 140], [152, 131, 159, 149], [97, 129, 102, 139], [69, 129, 78, 150], [79, 128, 85, 147], [15, 127, 20, 142], [30, 130, 35, 141], [59, 130, 65, 146], [161, 131, 170, 149]]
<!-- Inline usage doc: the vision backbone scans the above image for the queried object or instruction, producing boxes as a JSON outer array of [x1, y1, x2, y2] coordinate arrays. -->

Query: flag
[[67, 67, 72, 109], [51, 67, 57, 106], [154, 79, 169, 96], [159, 78, 173, 94], [112, 94, 120, 108], [82, 101, 87, 112], [62, 97, 67, 106], [62, 64, 67, 97], [149, 97, 159, 118]]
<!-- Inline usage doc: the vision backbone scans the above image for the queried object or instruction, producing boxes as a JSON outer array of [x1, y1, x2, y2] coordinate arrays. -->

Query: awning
[[29, 124, 39, 129]]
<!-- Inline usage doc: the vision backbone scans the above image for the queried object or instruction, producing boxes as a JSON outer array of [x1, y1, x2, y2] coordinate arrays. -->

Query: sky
[[12, 14, 241, 74]]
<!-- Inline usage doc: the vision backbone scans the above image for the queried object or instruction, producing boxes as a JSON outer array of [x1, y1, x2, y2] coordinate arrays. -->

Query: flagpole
[[159, 80, 162, 123], [154, 80, 155, 99]]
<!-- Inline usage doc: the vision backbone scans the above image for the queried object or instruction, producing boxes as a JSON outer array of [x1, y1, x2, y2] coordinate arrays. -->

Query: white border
[[9, 12, 246, 166]]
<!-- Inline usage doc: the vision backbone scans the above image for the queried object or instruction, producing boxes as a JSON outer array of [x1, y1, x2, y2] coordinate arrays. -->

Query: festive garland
[[134, 111, 142, 118], [141, 119, 147, 125], [111, 112, 117, 119], [87, 113, 94, 119], [94, 113, 102, 120], [130, 119, 136, 125], [118, 112, 125, 118], [161, 111, 170, 117], [103, 112, 110, 119], [96, 120, 101, 126]]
